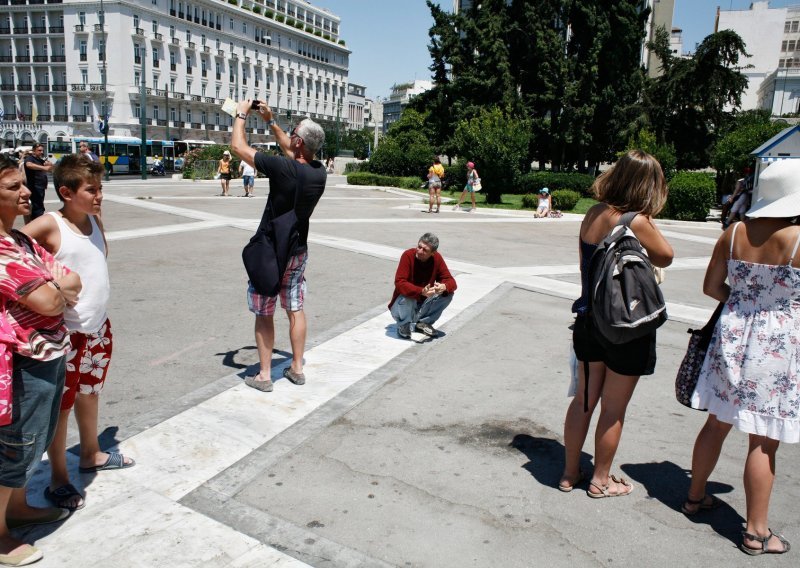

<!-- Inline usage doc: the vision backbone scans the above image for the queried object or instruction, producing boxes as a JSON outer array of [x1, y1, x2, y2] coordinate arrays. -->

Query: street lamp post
[[100, 0, 109, 180], [140, 44, 148, 180]]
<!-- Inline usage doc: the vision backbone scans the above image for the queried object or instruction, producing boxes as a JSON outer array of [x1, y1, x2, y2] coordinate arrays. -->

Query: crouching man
[[389, 233, 457, 339]]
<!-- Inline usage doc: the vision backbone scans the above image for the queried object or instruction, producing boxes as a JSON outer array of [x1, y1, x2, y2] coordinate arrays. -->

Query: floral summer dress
[[691, 223, 800, 443]]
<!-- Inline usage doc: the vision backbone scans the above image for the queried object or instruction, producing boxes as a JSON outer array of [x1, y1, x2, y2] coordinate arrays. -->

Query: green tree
[[367, 109, 435, 177], [451, 107, 532, 204]]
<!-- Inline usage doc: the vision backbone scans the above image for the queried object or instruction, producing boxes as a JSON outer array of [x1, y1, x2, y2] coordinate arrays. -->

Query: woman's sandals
[[740, 529, 791, 556], [587, 474, 634, 498], [681, 494, 722, 516]]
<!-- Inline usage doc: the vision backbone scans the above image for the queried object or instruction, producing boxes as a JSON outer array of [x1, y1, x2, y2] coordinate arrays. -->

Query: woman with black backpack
[[559, 150, 673, 498]]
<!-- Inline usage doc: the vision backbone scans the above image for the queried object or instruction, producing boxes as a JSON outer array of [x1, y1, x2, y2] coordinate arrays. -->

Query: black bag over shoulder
[[675, 302, 724, 409], [242, 164, 305, 296], [588, 211, 667, 344]]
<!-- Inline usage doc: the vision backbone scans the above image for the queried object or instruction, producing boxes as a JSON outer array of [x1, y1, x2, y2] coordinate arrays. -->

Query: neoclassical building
[[0, 0, 350, 148]]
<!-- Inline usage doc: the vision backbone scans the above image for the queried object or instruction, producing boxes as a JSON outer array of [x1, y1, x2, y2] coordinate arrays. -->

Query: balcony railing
[[15, 55, 30, 62], [31, 26, 46, 34], [216, 72, 221, 80], [53, 114, 68, 121], [204, 97, 214, 103], [33, 55, 49, 62], [172, 92, 185, 100], [37, 114, 51, 121], [171, 37, 180, 46], [134, 56, 141, 64], [75, 24, 88, 33], [70, 84, 87, 91], [90, 83, 105, 91], [0, 28, 10, 35], [191, 122, 201, 129], [72, 114, 88, 122], [201, 70, 207, 77], [94, 24, 104, 32], [152, 60, 160, 68], [34, 83, 50, 90], [153, 32, 163, 41], [51, 55, 65, 62], [0, 56, 10, 62], [52, 84, 66, 91], [170, 63, 176, 71], [0, 84, 14, 91], [49, 26, 64, 33], [132, 28, 144, 36], [203, 46, 210, 53], [188, 42, 196, 49], [217, 49, 224, 57], [186, 67, 192, 74], [17, 83, 32, 91], [190, 95, 201, 101], [13, 27, 28, 34], [156, 119, 167, 126], [79, 53, 87, 61]]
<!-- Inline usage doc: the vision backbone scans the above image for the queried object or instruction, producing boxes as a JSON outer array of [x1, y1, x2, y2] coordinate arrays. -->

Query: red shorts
[[61, 319, 113, 411]]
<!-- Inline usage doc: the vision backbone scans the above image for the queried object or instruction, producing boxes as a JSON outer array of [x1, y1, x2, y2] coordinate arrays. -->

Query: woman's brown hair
[[592, 150, 668, 217]]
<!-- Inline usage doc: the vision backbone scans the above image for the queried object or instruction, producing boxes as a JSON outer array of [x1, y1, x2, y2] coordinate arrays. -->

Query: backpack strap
[[618, 211, 638, 228]]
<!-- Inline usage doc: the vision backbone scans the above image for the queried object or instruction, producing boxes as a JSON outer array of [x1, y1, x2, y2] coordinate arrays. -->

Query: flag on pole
[[16, 109, 24, 122], [31, 98, 38, 123]]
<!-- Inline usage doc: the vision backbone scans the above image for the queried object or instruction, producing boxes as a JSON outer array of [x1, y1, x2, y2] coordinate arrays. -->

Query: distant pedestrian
[[389, 233, 457, 339], [534, 187, 552, 218], [78, 141, 99, 163], [427, 158, 444, 214], [559, 150, 672, 497], [232, 100, 327, 392], [24, 142, 54, 222], [239, 158, 256, 197], [23, 155, 134, 512], [218, 151, 232, 196], [453, 161, 479, 212], [683, 159, 800, 556], [326, 157, 335, 174]]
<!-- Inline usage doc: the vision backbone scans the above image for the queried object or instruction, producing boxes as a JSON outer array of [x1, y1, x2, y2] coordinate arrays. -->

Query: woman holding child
[[559, 150, 673, 498], [0, 153, 81, 566], [683, 158, 800, 556]]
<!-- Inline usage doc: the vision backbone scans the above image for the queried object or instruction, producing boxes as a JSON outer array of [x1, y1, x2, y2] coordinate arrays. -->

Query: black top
[[24, 155, 48, 191], [253, 153, 326, 251]]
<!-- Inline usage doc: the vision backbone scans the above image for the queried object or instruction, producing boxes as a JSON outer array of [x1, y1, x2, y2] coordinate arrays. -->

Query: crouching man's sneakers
[[415, 322, 437, 337], [397, 323, 411, 339]]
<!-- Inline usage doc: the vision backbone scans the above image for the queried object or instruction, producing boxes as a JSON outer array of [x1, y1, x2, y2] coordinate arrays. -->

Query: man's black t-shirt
[[24, 155, 48, 191], [253, 153, 326, 252]]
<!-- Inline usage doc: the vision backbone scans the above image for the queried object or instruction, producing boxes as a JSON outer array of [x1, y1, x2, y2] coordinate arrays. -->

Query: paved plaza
[[12, 175, 797, 567]]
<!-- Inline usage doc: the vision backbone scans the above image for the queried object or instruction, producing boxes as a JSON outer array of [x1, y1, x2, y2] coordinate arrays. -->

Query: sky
[[318, 1, 800, 100]]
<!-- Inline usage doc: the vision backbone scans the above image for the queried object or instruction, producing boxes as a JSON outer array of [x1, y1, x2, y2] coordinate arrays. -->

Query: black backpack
[[587, 211, 667, 344]]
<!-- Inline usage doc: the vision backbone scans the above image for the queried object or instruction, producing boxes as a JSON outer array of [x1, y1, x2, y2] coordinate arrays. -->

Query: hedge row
[[662, 171, 716, 221], [346, 172, 422, 190], [521, 190, 581, 210], [515, 171, 596, 196]]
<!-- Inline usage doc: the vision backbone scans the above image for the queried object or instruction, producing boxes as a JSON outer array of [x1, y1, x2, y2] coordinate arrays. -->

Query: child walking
[[23, 154, 134, 511]]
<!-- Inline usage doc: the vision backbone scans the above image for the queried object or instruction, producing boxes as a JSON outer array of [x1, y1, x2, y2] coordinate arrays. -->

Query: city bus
[[47, 137, 176, 174]]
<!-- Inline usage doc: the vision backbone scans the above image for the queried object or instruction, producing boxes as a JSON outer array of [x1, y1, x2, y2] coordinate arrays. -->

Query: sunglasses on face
[[290, 127, 304, 144]]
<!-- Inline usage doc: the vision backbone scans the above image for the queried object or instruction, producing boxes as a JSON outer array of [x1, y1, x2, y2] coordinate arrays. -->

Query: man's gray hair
[[419, 232, 439, 251], [296, 118, 325, 156]]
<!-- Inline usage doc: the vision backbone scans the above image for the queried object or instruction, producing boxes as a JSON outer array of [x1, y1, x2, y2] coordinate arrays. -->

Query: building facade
[[0, 0, 350, 149], [382, 79, 432, 132], [714, 1, 800, 113], [641, 0, 675, 77], [345, 81, 364, 131]]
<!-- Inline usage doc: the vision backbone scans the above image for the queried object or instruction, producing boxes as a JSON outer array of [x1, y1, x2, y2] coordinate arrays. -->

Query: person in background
[[78, 142, 99, 163], [427, 158, 445, 214], [534, 187, 552, 218], [453, 161, 479, 213], [24, 143, 53, 222], [684, 158, 800, 556], [217, 151, 232, 196], [239, 158, 256, 198], [559, 150, 673, 498]]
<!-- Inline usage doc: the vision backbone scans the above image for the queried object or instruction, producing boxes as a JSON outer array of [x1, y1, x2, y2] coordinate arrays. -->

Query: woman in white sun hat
[[683, 158, 800, 556]]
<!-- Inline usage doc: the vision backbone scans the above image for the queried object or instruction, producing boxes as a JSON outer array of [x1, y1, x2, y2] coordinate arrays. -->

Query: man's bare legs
[[45, 410, 83, 509], [287, 309, 306, 374], [74, 393, 131, 469], [254, 314, 275, 381]]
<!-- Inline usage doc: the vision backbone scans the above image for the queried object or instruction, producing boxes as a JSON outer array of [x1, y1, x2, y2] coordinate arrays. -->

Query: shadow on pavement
[[621, 460, 743, 545], [510, 434, 593, 490]]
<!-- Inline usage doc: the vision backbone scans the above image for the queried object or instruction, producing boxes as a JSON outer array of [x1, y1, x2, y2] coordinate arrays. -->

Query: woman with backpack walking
[[682, 159, 800, 556], [559, 150, 673, 498]]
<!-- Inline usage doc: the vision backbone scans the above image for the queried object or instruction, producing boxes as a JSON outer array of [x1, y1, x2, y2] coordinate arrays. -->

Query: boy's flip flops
[[79, 451, 135, 473]]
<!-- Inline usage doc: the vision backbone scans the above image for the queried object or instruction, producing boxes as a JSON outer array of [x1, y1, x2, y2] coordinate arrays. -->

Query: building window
[[81, 69, 88, 84], [186, 109, 192, 123], [170, 78, 176, 92], [794, 21, 800, 33], [133, 15, 139, 28], [215, 112, 220, 125], [154, 106, 160, 120], [79, 12, 86, 25], [83, 101, 90, 116], [790, 40, 797, 52], [170, 52, 176, 66], [229, 18, 234, 30], [134, 71, 140, 87], [134, 104, 141, 118], [170, 107, 176, 121], [243, 21, 247, 34], [186, 30, 191, 41], [152, 20, 158, 33]]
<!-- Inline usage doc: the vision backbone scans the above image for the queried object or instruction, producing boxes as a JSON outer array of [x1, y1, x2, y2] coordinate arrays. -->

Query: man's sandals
[[586, 474, 634, 498], [740, 529, 791, 556]]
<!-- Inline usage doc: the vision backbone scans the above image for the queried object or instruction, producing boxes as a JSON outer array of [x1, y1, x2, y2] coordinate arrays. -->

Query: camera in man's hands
[[250, 100, 264, 110]]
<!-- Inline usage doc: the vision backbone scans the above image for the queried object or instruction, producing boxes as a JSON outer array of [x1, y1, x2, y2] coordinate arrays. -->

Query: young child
[[22, 154, 134, 511], [534, 187, 552, 218]]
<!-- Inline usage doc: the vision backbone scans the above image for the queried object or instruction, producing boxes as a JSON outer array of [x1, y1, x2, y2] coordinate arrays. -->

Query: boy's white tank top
[[48, 212, 109, 334]]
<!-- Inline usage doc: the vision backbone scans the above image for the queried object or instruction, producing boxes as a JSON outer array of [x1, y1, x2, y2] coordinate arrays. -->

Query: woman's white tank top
[[49, 212, 109, 333]]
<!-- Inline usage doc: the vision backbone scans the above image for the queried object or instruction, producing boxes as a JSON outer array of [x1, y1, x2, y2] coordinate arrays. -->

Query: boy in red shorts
[[23, 154, 134, 510]]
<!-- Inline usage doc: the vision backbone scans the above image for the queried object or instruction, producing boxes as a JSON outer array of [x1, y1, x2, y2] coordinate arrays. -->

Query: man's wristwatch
[[266, 119, 276, 126], [236, 112, 247, 120]]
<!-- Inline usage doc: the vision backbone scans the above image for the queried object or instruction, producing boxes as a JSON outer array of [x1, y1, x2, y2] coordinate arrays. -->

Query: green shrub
[[286, 18, 295, 26], [551, 189, 580, 211], [227, 0, 237, 4], [347, 172, 422, 189], [344, 161, 367, 173], [294, 21, 303, 29], [521, 193, 538, 208], [252, 6, 261, 14], [314, 30, 322, 37], [338, 39, 346, 46], [662, 171, 716, 221], [515, 171, 595, 196], [275, 14, 285, 23], [241, 4, 250, 10], [443, 162, 467, 189], [265, 10, 274, 18], [323, 34, 331, 41]]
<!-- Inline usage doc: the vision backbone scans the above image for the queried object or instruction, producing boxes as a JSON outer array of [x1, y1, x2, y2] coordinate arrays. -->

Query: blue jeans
[[0, 355, 65, 488], [390, 294, 453, 327]]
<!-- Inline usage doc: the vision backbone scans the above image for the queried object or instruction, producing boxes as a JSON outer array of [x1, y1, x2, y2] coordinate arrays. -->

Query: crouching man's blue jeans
[[390, 293, 453, 327]]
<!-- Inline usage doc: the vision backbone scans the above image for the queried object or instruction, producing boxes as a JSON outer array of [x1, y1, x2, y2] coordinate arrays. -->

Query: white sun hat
[[747, 159, 800, 218]]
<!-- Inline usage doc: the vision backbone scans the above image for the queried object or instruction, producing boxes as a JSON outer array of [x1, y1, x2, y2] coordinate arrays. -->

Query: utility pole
[[100, 0, 109, 180], [140, 41, 148, 179], [165, 88, 169, 143]]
